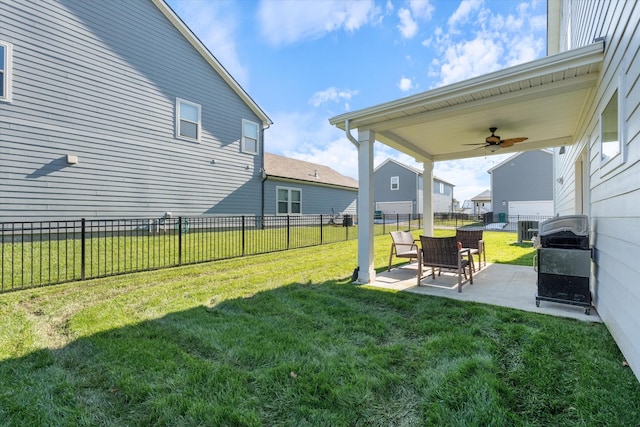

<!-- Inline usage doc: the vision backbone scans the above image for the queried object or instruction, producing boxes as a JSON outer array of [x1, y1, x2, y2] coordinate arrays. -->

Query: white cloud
[[398, 76, 414, 92], [397, 8, 418, 39], [438, 36, 503, 85], [258, 0, 378, 46], [409, 0, 435, 20], [434, 155, 510, 203], [168, 0, 249, 87], [308, 87, 358, 108], [429, 0, 546, 87], [448, 0, 483, 29]]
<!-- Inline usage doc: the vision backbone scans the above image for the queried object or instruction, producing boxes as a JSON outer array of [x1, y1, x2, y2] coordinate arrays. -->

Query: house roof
[[264, 153, 358, 190], [329, 41, 604, 162], [153, 0, 272, 128], [487, 149, 552, 174], [374, 158, 455, 186], [471, 190, 491, 201]]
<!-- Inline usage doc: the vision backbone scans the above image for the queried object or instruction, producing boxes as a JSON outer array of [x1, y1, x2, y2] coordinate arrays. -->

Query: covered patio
[[329, 41, 604, 285], [370, 261, 600, 323]]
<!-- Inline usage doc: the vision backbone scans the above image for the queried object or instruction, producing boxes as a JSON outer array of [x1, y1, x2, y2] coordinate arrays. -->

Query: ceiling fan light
[[489, 145, 500, 153]]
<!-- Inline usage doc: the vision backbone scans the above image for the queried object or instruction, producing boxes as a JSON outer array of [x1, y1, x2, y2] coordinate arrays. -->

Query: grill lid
[[539, 215, 589, 237]]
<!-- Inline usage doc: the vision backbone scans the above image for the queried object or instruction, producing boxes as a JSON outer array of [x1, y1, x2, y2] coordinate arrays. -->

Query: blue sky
[[166, 0, 547, 203]]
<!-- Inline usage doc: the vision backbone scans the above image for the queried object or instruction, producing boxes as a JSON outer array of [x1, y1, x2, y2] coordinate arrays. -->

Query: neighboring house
[[263, 153, 357, 216], [488, 150, 554, 220], [470, 190, 491, 216], [0, 0, 272, 222], [373, 159, 454, 215]]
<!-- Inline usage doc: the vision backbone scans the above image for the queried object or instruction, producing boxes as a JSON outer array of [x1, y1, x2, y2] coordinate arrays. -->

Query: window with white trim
[[0, 41, 12, 102], [601, 89, 619, 162], [390, 176, 399, 190], [242, 119, 259, 154], [439, 182, 444, 194], [176, 98, 201, 141], [600, 67, 627, 176], [277, 187, 301, 215]]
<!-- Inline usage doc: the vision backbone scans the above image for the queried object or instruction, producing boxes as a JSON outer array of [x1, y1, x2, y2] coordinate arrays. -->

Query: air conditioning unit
[[517, 220, 539, 242]]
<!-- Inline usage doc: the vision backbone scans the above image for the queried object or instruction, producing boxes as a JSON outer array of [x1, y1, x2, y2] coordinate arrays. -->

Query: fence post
[[320, 214, 323, 245], [81, 218, 86, 280], [286, 216, 290, 249], [178, 217, 183, 265], [242, 215, 246, 256]]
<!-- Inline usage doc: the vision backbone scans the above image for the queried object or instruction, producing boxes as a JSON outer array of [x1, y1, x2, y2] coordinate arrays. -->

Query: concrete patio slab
[[367, 262, 601, 323]]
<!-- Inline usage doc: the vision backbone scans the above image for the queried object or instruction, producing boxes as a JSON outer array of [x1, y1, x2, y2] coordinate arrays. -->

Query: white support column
[[422, 158, 434, 237], [356, 129, 375, 283]]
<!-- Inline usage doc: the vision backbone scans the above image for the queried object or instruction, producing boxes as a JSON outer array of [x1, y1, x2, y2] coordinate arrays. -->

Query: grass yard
[[0, 232, 638, 425]]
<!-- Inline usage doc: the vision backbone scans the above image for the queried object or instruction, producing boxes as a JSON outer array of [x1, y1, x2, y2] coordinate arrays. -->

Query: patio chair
[[417, 236, 473, 292], [456, 228, 486, 271], [388, 230, 419, 271]]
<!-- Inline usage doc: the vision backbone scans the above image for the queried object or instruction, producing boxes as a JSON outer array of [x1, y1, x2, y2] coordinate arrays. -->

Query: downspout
[[345, 118, 362, 281], [345, 119, 359, 148], [260, 122, 270, 224]]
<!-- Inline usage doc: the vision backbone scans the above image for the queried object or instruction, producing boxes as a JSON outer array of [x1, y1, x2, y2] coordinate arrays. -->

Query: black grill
[[535, 215, 592, 314], [539, 230, 589, 250]]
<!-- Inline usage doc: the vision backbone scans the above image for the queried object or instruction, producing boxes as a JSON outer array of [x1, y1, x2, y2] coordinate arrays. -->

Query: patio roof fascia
[[329, 41, 604, 133]]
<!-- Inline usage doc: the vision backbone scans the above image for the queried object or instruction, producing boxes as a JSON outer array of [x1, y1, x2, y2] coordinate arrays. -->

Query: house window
[[242, 119, 259, 154], [600, 90, 619, 162], [390, 176, 399, 190], [277, 187, 301, 215], [439, 182, 444, 194], [0, 41, 12, 102], [176, 98, 201, 141], [600, 65, 628, 177]]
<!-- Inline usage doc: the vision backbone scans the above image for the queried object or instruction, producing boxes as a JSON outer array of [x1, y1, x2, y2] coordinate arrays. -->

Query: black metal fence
[[1, 214, 423, 292], [1, 212, 550, 292]]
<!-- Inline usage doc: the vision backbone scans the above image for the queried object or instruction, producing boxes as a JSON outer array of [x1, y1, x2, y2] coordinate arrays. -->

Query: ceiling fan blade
[[500, 137, 528, 148], [463, 143, 489, 146]]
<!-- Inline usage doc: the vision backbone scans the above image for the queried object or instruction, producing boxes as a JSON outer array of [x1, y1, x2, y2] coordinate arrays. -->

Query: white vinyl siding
[[0, 41, 12, 102], [176, 98, 201, 141], [553, 0, 640, 382], [277, 186, 301, 215], [242, 119, 259, 154]]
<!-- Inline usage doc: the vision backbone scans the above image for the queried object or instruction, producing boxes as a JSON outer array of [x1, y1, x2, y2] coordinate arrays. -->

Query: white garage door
[[376, 201, 412, 214], [508, 200, 553, 216]]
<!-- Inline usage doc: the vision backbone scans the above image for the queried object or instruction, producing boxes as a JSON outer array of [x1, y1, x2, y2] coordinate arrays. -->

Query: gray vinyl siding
[[373, 162, 419, 214], [490, 151, 553, 217], [263, 179, 357, 216], [374, 161, 454, 214], [0, 0, 264, 221], [555, 0, 640, 381]]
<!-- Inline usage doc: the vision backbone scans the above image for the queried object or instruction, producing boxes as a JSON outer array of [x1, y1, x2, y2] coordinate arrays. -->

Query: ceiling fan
[[466, 127, 528, 152]]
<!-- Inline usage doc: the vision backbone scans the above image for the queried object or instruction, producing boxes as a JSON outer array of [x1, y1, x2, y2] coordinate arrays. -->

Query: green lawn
[[0, 232, 638, 426]]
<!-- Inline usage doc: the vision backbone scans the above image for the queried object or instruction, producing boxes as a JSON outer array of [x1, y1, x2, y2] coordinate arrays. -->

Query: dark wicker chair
[[456, 229, 485, 271], [388, 231, 419, 271], [418, 236, 473, 292]]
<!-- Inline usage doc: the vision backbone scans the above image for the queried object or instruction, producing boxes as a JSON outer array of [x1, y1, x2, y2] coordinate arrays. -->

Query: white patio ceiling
[[330, 41, 604, 162]]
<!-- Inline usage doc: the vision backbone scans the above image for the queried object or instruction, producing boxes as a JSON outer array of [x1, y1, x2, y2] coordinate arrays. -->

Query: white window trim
[[276, 186, 302, 215], [242, 118, 260, 155], [176, 98, 201, 142], [0, 40, 13, 103], [599, 68, 627, 177], [390, 176, 399, 190]]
